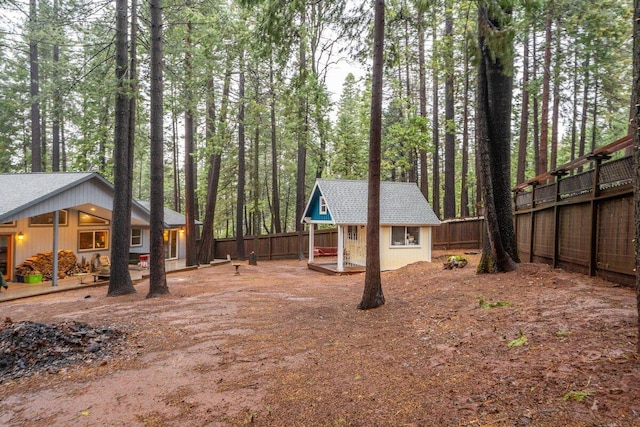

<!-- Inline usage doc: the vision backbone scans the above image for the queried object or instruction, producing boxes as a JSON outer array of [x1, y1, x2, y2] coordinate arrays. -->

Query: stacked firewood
[[15, 250, 84, 280]]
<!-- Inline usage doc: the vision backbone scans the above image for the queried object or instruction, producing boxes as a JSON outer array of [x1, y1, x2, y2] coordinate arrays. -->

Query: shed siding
[[307, 187, 333, 222], [379, 226, 432, 271], [344, 225, 366, 266]]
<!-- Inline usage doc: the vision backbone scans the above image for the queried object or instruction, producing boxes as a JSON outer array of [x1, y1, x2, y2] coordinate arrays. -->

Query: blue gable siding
[[307, 186, 333, 222]]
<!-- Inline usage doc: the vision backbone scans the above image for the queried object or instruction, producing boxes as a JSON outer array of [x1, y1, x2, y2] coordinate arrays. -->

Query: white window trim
[[131, 229, 142, 247], [319, 196, 327, 215], [164, 229, 179, 260], [78, 230, 109, 252], [390, 226, 422, 248]]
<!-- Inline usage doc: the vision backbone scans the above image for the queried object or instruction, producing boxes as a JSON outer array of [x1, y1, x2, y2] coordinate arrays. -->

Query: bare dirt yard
[[1, 251, 639, 427]]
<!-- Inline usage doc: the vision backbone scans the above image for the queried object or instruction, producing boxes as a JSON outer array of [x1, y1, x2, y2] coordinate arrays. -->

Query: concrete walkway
[[0, 259, 230, 303], [0, 268, 146, 303]]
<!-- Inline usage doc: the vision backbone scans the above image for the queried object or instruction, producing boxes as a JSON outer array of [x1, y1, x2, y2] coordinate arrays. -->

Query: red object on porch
[[139, 254, 150, 269], [313, 246, 338, 257]]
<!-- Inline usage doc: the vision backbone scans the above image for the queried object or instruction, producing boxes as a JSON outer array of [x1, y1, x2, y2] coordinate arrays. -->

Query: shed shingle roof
[[311, 179, 440, 226]]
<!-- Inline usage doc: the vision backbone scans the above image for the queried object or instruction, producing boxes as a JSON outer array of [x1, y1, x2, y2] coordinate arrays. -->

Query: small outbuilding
[[302, 179, 440, 273]]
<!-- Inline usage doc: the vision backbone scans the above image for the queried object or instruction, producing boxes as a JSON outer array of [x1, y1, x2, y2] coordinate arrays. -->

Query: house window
[[29, 210, 68, 226], [131, 229, 142, 246], [79, 211, 109, 226], [79, 230, 109, 251], [163, 229, 178, 260], [347, 225, 358, 240], [319, 196, 327, 215], [391, 226, 420, 246]]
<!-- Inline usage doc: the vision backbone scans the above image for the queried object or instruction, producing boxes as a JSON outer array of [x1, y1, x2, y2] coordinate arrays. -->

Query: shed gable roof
[[304, 179, 440, 226]]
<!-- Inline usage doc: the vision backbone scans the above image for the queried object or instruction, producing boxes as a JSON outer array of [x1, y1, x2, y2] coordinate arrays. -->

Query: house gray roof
[[0, 172, 96, 217], [312, 179, 440, 226], [0, 172, 188, 228], [136, 201, 200, 228]]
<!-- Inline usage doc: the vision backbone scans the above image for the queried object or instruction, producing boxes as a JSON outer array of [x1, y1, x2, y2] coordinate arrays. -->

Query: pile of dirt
[[0, 318, 126, 381]]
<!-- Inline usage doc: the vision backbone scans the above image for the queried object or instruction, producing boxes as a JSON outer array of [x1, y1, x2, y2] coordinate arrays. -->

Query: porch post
[[52, 210, 59, 287], [337, 225, 344, 272], [308, 223, 315, 264]]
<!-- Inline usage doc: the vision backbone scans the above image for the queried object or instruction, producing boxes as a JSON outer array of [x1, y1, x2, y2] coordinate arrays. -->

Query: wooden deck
[[307, 262, 366, 276]]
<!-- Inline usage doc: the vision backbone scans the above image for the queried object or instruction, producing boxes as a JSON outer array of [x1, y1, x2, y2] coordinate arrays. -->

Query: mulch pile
[[0, 318, 126, 382]]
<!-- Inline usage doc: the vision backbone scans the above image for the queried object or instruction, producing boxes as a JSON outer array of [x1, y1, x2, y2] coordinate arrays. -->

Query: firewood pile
[[15, 250, 88, 280]]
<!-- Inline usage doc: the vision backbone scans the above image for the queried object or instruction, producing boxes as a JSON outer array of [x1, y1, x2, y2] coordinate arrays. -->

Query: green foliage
[[478, 298, 510, 309], [507, 330, 527, 347], [562, 390, 594, 402]]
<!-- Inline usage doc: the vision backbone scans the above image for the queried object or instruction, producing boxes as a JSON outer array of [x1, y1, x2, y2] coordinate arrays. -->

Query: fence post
[[528, 182, 538, 263], [587, 154, 610, 276], [551, 170, 568, 268]]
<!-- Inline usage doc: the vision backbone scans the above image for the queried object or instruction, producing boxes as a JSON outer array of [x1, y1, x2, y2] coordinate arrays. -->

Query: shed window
[[391, 226, 420, 246], [319, 196, 327, 215], [347, 225, 358, 240]]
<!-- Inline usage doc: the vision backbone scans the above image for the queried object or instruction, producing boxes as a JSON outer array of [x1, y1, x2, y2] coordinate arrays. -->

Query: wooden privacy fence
[[213, 229, 339, 260], [213, 221, 483, 261], [513, 135, 634, 286], [433, 218, 483, 250]]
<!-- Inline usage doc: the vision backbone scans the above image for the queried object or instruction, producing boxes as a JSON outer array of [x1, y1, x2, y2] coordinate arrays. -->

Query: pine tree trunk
[[571, 50, 579, 162], [550, 17, 561, 172], [532, 32, 540, 176], [270, 57, 283, 234], [418, 10, 428, 199], [199, 53, 232, 263], [358, 0, 385, 311], [539, 7, 552, 174], [108, 0, 136, 297], [198, 78, 218, 264], [632, 0, 640, 353], [52, 0, 60, 172], [171, 102, 180, 211], [517, 32, 530, 185], [432, 24, 440, 218], [444, 5, 455, 219], [579, 54, 590, 159], [147, 0, 169, 297], [29, 0, 42, 172], [183, 15, 198, 267], [460, 8, 471, 218], [252, 84, 261, 248], [296, 12, 308, 260], [476, 0, 518, 273], [236, 54, 247, 261]]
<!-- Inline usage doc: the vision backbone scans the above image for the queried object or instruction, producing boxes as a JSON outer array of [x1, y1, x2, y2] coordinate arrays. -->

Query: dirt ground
[[0, 251, 639, 427]]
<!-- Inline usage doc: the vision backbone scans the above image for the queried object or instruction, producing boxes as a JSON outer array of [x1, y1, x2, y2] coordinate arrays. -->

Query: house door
[[0, 235, 12, 280]]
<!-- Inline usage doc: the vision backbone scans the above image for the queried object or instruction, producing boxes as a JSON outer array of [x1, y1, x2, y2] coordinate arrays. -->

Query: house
[[0, 172, 193, 284], [302, 179, 440, 272]]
